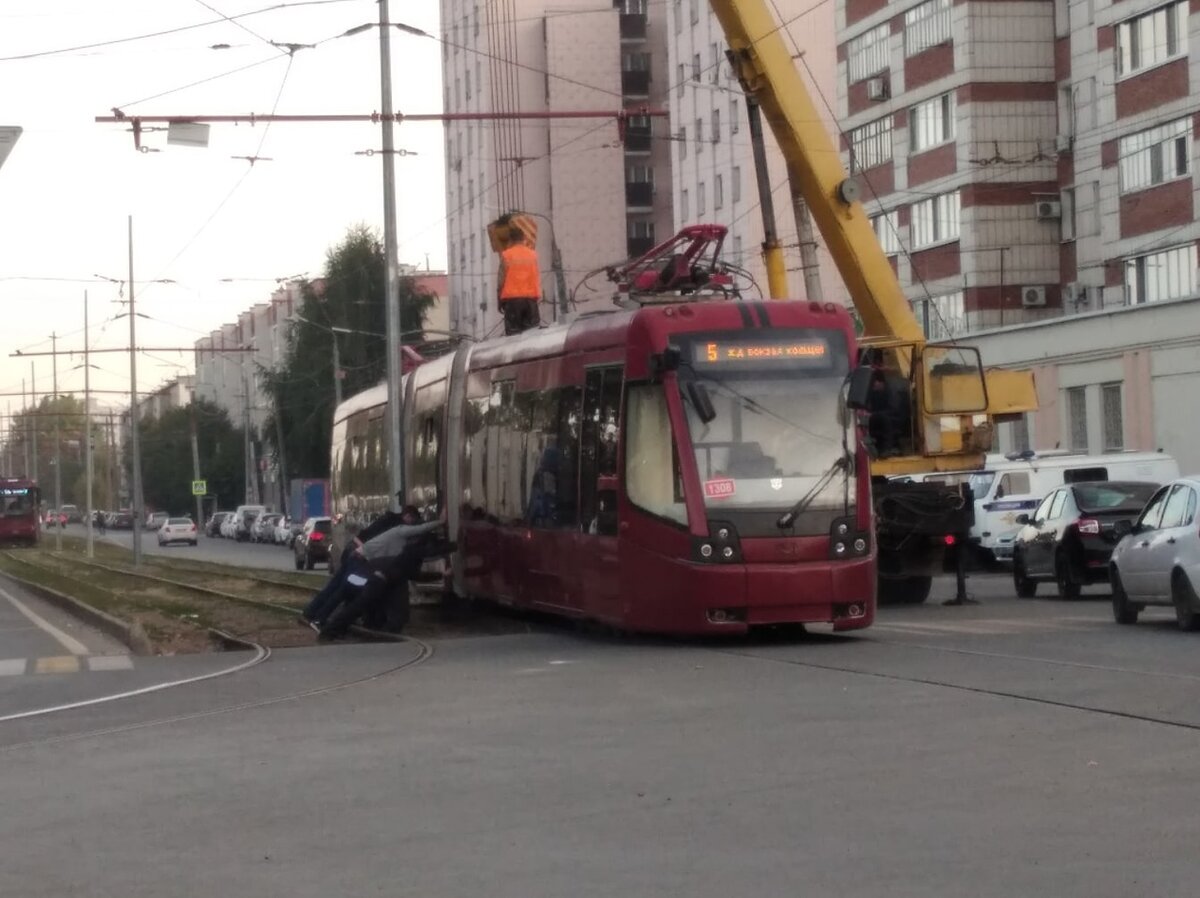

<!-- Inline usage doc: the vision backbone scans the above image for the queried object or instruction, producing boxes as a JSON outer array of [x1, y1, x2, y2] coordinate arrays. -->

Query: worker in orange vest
[[497, 233, 542, 336]]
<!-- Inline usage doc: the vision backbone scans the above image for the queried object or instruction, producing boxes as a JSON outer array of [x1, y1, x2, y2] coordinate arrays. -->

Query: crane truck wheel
[[879, 576, 933, 605]]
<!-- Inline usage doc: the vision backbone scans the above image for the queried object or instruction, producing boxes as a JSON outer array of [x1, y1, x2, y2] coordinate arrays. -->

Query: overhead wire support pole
[[51, 332, 61, 553], [379, 0, 404, 510], [29, 361, 37, 483], [128, 215, 144, 568], [84, 290, 94, 558]]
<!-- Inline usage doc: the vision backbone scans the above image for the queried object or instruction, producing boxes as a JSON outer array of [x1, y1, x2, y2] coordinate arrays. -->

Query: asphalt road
[[51, 523, 331, 574], [3, 573, 1200, 897]]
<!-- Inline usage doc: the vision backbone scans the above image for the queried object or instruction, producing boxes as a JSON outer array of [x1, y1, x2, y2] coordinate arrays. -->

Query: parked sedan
[[273, 516, 293, 546], [1012, 480, 1160, 599], [158, 517, 199, 547], [206, 511, 231, 538], [144, 511, 169, 531], [293, 516, 333, 570], [252, 513, 282, 543], [220, 516, 237, 539], [1110, 476, 1200, 630]]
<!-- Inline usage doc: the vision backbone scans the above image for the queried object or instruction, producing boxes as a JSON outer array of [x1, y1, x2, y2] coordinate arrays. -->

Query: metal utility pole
[[787, 162, 824, 302], [29, 361, 37, 483], [331, 334, 344, 407], [189, 398, 203, 528], [21, 378, 29, 477], [106, 411, 116, 510], [128, 215, 144, 567], [51, 332, 61, 552], [84, 290, 94, 558], [378, 0, 405, 509]]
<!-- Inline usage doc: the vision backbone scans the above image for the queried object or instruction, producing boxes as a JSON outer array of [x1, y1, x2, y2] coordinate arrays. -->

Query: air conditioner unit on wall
[[1034, 200, 1061, 220], [866, 77, 889, 101], [1021, 286, 1047, 308]]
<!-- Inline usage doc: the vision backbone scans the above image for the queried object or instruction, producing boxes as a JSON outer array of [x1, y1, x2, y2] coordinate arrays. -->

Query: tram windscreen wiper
[[776, 454, 850, 529]]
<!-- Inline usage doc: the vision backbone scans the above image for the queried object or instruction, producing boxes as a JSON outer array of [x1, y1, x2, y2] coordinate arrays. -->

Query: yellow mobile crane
[[711, 0, 1039, 602]]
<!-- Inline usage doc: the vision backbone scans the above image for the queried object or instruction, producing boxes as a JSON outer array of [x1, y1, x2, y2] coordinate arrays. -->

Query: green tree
[[137, 401, 245, 514], [261, 225, 436, 478], [8, 394, 101, 506]]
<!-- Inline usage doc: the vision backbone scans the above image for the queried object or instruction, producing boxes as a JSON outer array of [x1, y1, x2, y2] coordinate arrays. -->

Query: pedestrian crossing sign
[[191, 480, 207, 496]]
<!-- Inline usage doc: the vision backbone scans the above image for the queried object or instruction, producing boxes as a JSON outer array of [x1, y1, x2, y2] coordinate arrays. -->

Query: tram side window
[[484, 381, 516, 522], [463, 395, 489, 519], [524, 385, 581, 529], [625, 384, 687, 526], [411, 407, 444, 518], [580, 367, 623, 535]]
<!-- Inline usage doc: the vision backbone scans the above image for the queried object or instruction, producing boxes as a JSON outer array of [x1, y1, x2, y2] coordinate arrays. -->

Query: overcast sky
[[0, 0, 445, 415]]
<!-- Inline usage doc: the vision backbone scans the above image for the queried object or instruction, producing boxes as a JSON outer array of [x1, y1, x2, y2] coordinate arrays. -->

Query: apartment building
[[836, 0, 1200, 472], [668, 0, 849, 305], [439, 0, 673, 340]]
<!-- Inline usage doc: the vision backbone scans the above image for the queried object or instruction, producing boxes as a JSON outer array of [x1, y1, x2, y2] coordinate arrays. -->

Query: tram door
[[576, 367, 623, 621]]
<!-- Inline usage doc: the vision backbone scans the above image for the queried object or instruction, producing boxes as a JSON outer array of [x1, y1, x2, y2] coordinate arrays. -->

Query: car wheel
[[1172, 572, 1200, 632], [1111, 568, 1139, 625], [1013, 552, 1037, 598], [1055, 552, 1081, 600]]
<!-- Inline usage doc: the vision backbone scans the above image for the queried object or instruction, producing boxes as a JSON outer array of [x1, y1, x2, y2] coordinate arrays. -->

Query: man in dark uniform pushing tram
[[497, 232, 542, 336]]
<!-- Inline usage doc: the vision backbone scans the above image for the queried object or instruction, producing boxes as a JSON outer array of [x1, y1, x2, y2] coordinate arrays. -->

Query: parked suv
[[60, 504, 82, 524], [232, 505, 267, 542], [206, 511, 231, 538]]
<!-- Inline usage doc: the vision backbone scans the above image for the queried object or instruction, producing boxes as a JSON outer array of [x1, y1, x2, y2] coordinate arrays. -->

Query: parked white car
[[273, 516, 293, 546], [220, 516, 237, 539], [158, 517, 198, 547], [1110, 476, 1200, 630]]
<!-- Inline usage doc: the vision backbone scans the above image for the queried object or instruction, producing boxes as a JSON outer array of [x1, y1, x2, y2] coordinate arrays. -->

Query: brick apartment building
[[836, 0, 1200, 470]]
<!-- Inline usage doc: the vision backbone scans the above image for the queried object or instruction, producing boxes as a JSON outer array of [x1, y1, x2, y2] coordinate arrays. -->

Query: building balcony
[[621, 69, 651, 98], [619, 13, 647, 40], [627, 236, 656, 258], [625, 182, 654, 208], [624, 128, 652, 153]]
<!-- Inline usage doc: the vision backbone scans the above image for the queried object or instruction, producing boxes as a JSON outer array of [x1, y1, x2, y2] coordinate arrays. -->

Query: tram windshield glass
[[679, 330, 853, 515], [0, 487, 35, 516]]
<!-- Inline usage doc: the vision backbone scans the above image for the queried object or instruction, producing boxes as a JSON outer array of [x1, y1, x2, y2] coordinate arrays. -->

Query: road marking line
[[35, 655, 81, 674], [87, 655, 133, 672], [0, 658, 27, 676], [0, 586, 90, 655]]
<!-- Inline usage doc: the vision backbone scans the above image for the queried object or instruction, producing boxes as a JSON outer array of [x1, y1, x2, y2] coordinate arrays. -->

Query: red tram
[[331, 299, 875, 635], [0, 478, 41, 546]]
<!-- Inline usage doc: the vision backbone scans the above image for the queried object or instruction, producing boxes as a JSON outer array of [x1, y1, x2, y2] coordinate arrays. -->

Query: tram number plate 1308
[[704, 478, 736, 499]]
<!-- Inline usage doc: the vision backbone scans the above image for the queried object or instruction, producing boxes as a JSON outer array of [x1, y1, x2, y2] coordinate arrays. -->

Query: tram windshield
[[679, 330, 852, 516], [0, 488, 35, 516]]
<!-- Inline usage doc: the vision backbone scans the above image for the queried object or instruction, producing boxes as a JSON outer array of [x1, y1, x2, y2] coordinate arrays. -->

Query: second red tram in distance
[[331, 299, 875, 635]]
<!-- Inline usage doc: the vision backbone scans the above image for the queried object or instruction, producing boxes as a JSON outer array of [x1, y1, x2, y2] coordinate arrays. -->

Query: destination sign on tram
[[693, 337, 830, 367]]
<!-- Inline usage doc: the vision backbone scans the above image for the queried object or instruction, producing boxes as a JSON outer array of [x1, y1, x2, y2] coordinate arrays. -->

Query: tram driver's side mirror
[[685, 381, 717, 424], [846, 365, 874, 411]]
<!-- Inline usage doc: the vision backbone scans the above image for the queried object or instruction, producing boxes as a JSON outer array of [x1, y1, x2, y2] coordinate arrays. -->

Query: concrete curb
[[0, 569, 155, 656]]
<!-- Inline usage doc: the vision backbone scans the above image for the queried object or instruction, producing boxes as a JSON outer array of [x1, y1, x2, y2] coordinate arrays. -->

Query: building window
[[732, 166, 741, 202], [715, 173, 724, 210], [730, 99, 739, 134], [1061, 187, 1076, 241], [847, 23, 890, 83], [916, 291, 965, 340], [733, 235, 743, 258], [1066, 386, 1088, 452], [673, 0, 682, 33], [1116, 1, 1187, 76], [696, 118, 703, 152], [692, 53, 701, 81], [473, 4, 479, 37], [871, 210, 901, 255], [624, 51, 650, 71], [910, 191, 959, 248], [677, 64, 686, 97], [468, 178, 474, 208], [712, 108, 721, 142], [1123, 245, 1197, 305], [629, 219, 655, 240], [465, 70, 471, 100], [905, 0, 952, 56], [679, 127, 687, 160], [849, 116, 893, 170], [1102, 383, 1124, 451], [628, 164, 653, 184], [910, 92, 955, 152], [689, 0, 698, 24], [1118, 117, 1190, 194], [698, 182, 706, 216], [681, 188, 689, 221], [711, 43, 720, 83]]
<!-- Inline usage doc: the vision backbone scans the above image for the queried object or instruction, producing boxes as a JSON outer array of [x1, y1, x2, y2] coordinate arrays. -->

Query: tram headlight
[[717, 528, 730, 540], [722, 546, 734, 559], [836, 523, 849, 536], [700, 543, 714, 558], [853, 538, 866, 553], [834, 541, 847, 555]]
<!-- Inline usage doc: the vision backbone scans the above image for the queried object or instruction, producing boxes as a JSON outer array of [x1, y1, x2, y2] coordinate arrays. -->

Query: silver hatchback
[[1110, 476, 1200, 630]]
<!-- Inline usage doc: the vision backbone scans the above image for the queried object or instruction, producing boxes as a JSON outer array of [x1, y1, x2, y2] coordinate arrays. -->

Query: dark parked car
[[110, 512, 136, 531], [1012, 480, 1160, 599], [293, 516, 333, 570], [206, 511, 231, 538]]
